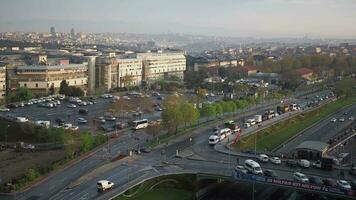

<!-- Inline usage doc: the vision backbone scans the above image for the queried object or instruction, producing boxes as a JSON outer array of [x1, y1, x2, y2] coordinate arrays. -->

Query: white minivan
[[97, 180, 114, 192], [244, 159, 263, 175], [209, 135, 219, 145]]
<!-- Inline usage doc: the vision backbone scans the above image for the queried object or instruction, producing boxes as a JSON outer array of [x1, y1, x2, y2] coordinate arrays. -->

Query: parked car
[[339, 117, 345, 122], [67, 104, 77, 108], [337, 180, 351, 190], [264, 169, 278, 177], [294, 172, 309, 183], [258, 154, 269, 163], [350, 167, 356, 175], [0, 107, 10, 112], [270, 157, 281, 165], [77, 118, 88, 124], [330, 118, 337, 123]]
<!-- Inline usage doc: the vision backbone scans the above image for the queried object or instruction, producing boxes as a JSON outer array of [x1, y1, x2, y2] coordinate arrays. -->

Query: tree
[[200, 104, 216, 119], [196, 88, 207, 103], [120, 75, 135, 88], [180, 102, 200, 127], [220, 101, 232, 113], [70, 86, 84, 97], [334, 77, 356, 98], [227, 101, 237, 113], [49, 83, 55, 95], [7, 87, 34, 102], [235, 100, 249, 109], [213, 103, 223, 116], [59, 80, 70, 95], [80, 133, 94, 153], [162, 106, 183, 133]]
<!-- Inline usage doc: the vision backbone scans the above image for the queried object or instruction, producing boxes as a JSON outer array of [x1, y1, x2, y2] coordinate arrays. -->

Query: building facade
[[137, 52, 186, 82], [0, 64, 6, 100], [13, 64, 88, 94], [95, 57, 143, 92]]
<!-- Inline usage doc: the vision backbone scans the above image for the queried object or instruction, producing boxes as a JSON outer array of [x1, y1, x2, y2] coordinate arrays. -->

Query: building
[[296, 68, 314, 80], [295, 141, 329, 160], [95, 57, 142, 92], [70, 28, 75, 38], [50, 26, 56, 37], [0, 64, 6, 100], [237, 66, 258, 77], [137, 51, 186, 82], [13, 64, 88, 94]]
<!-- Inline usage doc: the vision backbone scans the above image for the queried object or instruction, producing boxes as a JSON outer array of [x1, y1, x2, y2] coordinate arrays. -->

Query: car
[[298, 159, 310, 168], [77, 118, 88, 124], [67, 104, 77, 108], [70, 126, 79, 131], [140, 147, 151, 153], [78, 101, 87, 106], [339, 117, 345, 122], [6, 104, 18, 109], [234, 165, 248, 174], [294, 172, 309, 183], [122, 96, 131, 100], [309, 176, 323, 185], [286, 160, 298, 168], [105, 116, 116, 121], [349, 116, 354, 121], [269, 157, 281, 165], [97, 180, 114, 192], [350, 180, 356, 190], [264, 169, 278, 177], [330, 118, 337, 123], [349, 167, 356, 176], [156, 107, 163, 111], [322, 178, 336, 187], [55, 118, 65, 125], [258, 154, 269, 163], [343, 112, 349, 115], [337, 180, 351, 190], [0, 107, 10, 112]]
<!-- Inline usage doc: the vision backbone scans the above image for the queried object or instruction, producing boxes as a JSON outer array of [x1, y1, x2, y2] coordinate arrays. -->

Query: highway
[[4, 89, 355, 200]]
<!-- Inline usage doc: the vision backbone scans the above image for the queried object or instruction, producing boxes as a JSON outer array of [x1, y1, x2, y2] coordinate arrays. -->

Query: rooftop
[[16, 64, 87, 71], [295, 141, 328, 152]]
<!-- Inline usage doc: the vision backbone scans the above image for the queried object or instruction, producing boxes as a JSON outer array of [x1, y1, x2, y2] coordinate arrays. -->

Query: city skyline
[[0, 0, 356, 39]]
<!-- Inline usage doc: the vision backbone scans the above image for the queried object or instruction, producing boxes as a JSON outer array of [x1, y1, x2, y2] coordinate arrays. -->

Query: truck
[[16, 117, 29, 123], [254, 115, 262, 123], [97, 180, 114, 192], [312, 157, 333, 170], [277, 105, 289, 114], [225, 121, 241, 133]]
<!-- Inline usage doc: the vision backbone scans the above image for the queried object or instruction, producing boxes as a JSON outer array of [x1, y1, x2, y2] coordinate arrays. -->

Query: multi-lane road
[[3, 89, 355, 200]]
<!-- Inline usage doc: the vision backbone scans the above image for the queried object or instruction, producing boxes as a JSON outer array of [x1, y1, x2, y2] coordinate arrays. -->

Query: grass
[[114, 174, 196, 200], [233, 97, 356, 152], [116, 188, 194, 200]]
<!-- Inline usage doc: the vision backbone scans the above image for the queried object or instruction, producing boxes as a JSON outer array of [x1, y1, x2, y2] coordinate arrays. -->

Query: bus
[[132, 119, 148, 130]]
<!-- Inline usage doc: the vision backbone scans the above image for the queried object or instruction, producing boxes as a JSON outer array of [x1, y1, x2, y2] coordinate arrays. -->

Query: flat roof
[[295, 141, 329, 152], [17, 64, 87, 71]]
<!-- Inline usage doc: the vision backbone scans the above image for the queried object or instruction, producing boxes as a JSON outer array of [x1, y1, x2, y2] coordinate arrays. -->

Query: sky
[[0, 0, 356, 38]]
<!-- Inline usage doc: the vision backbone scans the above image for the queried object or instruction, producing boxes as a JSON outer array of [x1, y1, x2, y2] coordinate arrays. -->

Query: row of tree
[[59, 80, 85, 97]]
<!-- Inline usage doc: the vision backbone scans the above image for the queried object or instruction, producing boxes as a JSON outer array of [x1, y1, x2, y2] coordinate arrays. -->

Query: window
[[35, 83, 38, 88], [24, 83, 27, 87]]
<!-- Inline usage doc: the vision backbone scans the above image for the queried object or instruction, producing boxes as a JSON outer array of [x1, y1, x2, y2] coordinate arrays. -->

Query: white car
[[0, 107, 10, 112], [293, 172, 309, 183], [337, 180, 351, 190], [339, 117, 345, 122], [330, 118, 337, 123], [269, 157, 281, 165], [77, 118, 88, 124], [298, 159, 310, 168], [97, 180, 114, 192], [70, 126, 79, 131], [258, 154, 269, 163], [349, 116, 354, 121], [67, 104, 77, 108]]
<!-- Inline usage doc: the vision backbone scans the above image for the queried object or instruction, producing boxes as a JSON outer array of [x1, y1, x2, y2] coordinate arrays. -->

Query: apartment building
[[13, 64, 88, 94], [95, 57, 142, 92], [137, 51, 186, 82], [0, 64, 6, 100]]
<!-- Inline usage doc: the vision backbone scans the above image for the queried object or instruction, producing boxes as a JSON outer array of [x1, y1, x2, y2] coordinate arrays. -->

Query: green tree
[[162, 106, 183, 133], [196, 88, 207, 103], [220, 101, 231, 113], [7, 87, 34, 102], [213, 103, 223, 116], [235, 99, 249, 109], [69, 86, 84, 97], [180, 102, 200, 127], [334, 77, 356, 97], [80, 133, 94, 153], [25, 168, 40, 182], [59, 80, 70, 95], [200, 104, 216, 119]]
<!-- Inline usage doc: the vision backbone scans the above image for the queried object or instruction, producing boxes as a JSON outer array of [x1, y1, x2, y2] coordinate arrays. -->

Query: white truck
[[35, 120, 50, 128], [16, 117, 29, 123], [97, 180, 114, 192], [255, 115, 262, 123], [209, 128, 231, 145]]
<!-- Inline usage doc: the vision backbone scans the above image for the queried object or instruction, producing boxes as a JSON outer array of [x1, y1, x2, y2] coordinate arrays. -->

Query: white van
[[97, 180, 114, 192], [209, 135, 219, 145], [244, 159, 263, 175], [246, 118, 256, 126], [215, 128, 232, 137]]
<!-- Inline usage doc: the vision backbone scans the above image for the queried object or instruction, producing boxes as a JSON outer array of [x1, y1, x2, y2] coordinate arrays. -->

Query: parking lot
[[0, 93, 165, 132]]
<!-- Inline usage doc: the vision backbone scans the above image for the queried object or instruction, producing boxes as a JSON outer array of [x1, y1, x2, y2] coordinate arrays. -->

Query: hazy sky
[[0, 0, 355, 38]]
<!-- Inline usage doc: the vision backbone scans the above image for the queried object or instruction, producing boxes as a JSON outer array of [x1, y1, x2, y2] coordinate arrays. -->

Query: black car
[[78, 109, 88, 115], [309, 176, 323, 185], [350, 181, 356, 190], [264, 169, 278, 177], [286, 160, 298, 168], [140, 147, 151, 153], [6, 104, 18, 109], [322, 178, 336, 187], [55, 118, 65, 125]]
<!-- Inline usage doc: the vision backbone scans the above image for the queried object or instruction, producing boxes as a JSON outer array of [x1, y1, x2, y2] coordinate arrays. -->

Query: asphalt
[[2, 89, 352, 200]]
